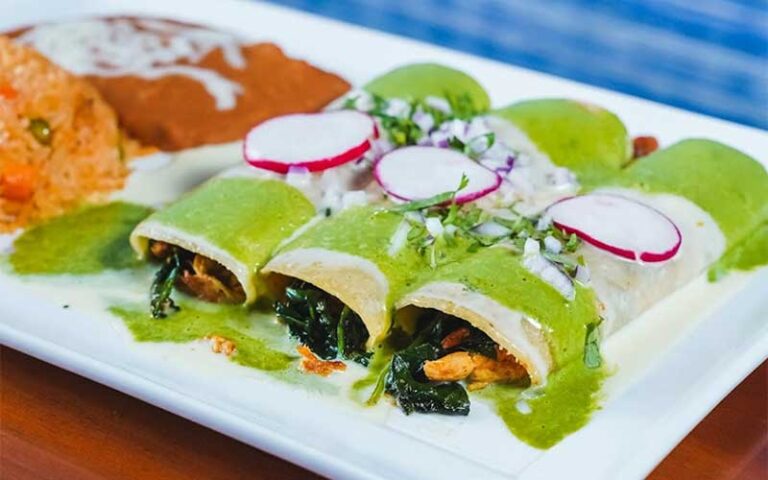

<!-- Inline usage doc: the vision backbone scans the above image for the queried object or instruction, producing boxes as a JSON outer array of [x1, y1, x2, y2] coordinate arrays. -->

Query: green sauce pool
[[9, 202, 152, 275]]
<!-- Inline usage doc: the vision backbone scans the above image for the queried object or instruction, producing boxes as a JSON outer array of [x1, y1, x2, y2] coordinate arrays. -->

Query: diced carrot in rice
[[0, 36, 140, 232]]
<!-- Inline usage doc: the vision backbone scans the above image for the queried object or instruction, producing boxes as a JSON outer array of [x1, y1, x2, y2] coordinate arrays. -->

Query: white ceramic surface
[[1, 1, 767, 479]]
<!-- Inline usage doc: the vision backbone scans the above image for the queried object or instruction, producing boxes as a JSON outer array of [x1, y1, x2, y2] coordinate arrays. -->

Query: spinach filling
[[387, 342, 471, 415], [274, 281, 372, 365], [150, 250, 182, 318], [382, 311, 527, 416]]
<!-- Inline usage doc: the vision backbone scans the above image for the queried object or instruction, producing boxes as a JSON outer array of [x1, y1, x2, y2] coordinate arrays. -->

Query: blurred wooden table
[[1, 345, 765, 480]]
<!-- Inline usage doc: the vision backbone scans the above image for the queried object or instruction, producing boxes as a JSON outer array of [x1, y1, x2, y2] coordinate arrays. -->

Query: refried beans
[[10, 18, 351, 151]]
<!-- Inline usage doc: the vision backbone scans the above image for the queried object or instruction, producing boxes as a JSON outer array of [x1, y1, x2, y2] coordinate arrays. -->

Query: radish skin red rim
[[546, 193, 682, 263], [244, 111, 376, 173], [374, 146, 502, 204]]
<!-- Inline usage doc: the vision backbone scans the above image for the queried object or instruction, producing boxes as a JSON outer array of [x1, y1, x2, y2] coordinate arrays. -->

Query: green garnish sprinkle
[[583, 321, 602, 369]]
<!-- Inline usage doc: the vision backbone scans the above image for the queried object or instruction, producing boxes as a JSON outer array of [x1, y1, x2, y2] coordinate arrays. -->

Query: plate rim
[[1, 1, 767, 479]]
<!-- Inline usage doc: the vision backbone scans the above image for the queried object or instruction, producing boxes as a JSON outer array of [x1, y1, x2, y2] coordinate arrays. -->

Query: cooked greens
[[387, 342, 470, 415], [150, 251, 182, 319], [381, 312, 504, 415], [275, 281, 372, 365]]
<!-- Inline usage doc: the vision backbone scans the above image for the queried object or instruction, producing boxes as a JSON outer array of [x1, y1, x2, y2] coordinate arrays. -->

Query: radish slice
[[546, 193, 682, 263], [374, 146, 501, 204], [244, 111, 375, 173]]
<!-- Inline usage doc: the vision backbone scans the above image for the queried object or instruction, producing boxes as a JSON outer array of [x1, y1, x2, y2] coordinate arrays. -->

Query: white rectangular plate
[[1, 1, 767, 479]]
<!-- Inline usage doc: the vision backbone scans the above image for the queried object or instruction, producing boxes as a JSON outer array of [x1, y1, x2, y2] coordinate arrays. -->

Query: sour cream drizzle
[[16, 18, 245, 110]]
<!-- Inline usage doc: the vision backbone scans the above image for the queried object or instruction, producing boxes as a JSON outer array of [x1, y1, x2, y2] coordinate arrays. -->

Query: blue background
[[263, 0, 768, 130]]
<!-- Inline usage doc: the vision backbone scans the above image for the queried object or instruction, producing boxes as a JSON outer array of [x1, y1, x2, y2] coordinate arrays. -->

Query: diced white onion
[[522, 252, 575, 300], [429, 130, 450, 148], [285, 165, 311, 188], [384, 98, 410, 118], [467, 135, 490, 154], [515, 400, 532, 415], [412, 108, 435, 132], [447, 119, 468, 142], [353, 91, 375, 112], [474, 221, 511, 237], [536, 214, 552, 231], [575, 265, 591, 284], [320, 188, 342, 214], [524, 238, 541, 256], [465, 117, 491, 139], [543, 235, 562, 254], [341, 190, 368, 209], [388, 219, 411, 257], [425, 95, 452, 113], [425, 217, 445, 238]]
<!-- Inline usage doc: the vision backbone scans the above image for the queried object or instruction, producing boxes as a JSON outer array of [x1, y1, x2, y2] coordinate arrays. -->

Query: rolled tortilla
[[130, 173, 316, 303], [263, 206, 439, 348], [614, 139, 768, 269], [492, 98, 632, 186], [398, 247, 601, 384], [265, 63, 492, 346], [395, 191, 724, 384], [570, 188, 725, 334], [397, 139, 767, 385], [365, 62, 491, 112], [591, 139, 768, 331]]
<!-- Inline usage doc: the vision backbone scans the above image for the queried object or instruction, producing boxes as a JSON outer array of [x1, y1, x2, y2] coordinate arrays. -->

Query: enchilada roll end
[[491, 98, 631, 186], [263, 206, 429, 353], [130, 219, 257, 304], [263, 247, 391, 349], [130, 176, 316, 305], [397, 282, 553, 385], [394, 246, 604, 387]]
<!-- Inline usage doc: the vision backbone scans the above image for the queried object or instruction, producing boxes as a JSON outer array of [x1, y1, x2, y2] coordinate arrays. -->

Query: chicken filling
[[148, 240, 246, 306], [380, 310, 530, 416]]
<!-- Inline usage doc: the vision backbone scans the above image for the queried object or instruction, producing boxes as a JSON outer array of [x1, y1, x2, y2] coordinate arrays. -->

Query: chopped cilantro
[[583, 321, 602, 369]]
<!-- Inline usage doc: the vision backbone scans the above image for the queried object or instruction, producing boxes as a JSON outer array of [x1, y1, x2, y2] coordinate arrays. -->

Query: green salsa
[[494, 99, 631, 185], [284, 207, 428, 300], [709, 221, 768, 280], [494, 100, 768, 275], [365, 63, 491, 112], [110, 299, 295, 372], [429, 247, 601, 367], [9, 202, 152, 275], [479, 362, 606, 449]]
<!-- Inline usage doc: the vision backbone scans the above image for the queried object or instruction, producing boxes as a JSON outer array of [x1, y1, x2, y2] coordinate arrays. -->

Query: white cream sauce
[[115, 141, 244, 207], [16, 18, 246, 110]]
